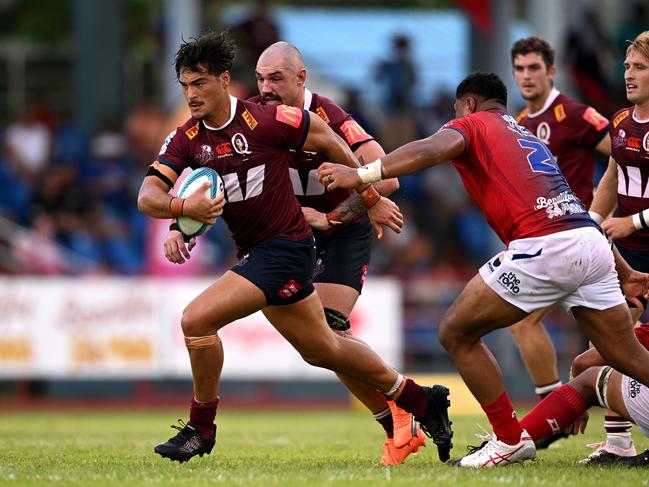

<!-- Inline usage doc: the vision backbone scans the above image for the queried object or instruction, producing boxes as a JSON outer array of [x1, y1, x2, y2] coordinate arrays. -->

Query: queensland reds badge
[[232, 133, 251, 155], [536, 122, 551, 143], [643, 131, 649, 153]]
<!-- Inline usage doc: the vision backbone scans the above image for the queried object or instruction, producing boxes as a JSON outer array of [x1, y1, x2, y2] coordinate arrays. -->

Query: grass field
[[0, 408, 647, 486]]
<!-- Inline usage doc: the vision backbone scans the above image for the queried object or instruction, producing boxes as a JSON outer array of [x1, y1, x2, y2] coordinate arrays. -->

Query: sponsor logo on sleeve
[[275, 105, 303, 128], [583, 107, 608, 131], [340, 120, 371, 145], [231, 133, 251, 155], [554, 103, 566, 122], [185, 122, 200, 140], [613, 109, 630, 128], [515, 109, 528, 123], [315, 106, 330, 123], [159, 130, 176, 155], [241, 109, 258, 130]]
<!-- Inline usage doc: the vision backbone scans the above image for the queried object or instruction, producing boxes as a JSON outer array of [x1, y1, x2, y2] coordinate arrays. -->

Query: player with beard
[[509, 36, 611, 449], [140, 31, 453, 464], [251, 41, 424, 465]]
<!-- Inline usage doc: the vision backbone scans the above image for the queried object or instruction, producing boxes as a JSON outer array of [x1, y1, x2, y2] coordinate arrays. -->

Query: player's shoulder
[[611, 106, 634, 129], [515, 108, 529, 123]]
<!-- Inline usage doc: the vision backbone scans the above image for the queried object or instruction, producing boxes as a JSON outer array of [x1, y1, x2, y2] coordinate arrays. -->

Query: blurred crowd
[[0, 1, 644, 371]]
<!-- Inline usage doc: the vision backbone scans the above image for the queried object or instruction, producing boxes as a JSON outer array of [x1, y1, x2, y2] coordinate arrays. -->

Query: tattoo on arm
[[337, 194, 367, 223]]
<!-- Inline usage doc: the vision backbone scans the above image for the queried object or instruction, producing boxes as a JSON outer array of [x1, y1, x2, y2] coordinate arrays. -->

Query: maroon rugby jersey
[[156, 96, 312, 255], [516, 89, 609, 207], [250, 89, 375, 237], [443, 108, 594, 245], [609, 107, 649, 251]]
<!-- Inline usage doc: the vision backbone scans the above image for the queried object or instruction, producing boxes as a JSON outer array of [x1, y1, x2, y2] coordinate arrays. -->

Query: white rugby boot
[[455, 430, 536, 468]]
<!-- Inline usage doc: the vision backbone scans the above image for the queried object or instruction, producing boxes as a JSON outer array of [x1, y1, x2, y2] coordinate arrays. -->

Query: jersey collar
[[303, 88, 313, 110], [526, 88, 560, 118], [632, 108, 649, 124], [202, 95, 238, 131]]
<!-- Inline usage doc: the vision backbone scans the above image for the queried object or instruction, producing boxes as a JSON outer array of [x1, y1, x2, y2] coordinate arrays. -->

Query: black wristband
[[169, 221, 191, 242]]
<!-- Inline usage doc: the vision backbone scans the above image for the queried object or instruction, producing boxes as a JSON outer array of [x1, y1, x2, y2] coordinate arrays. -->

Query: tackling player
[[510, 36, 611, 449], [318, 71, 649, 468], [138, 31, 453, 464]]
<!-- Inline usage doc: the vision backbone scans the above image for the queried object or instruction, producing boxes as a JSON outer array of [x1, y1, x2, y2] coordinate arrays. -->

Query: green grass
[[0, 408, 647, 486]]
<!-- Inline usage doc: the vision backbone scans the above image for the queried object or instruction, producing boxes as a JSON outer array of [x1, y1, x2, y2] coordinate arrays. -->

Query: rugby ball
[[176, 167, 224, 237]]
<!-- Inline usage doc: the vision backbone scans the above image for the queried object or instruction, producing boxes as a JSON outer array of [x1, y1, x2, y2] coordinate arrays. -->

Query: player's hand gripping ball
[[177, 167, 224, 237]]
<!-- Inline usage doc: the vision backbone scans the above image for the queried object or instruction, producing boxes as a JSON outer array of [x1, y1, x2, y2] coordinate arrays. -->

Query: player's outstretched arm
[[317, 129, 465, 190]]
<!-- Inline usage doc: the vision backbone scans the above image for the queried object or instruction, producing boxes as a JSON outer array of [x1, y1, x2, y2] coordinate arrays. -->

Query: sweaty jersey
[[443, 108, 595, 245], [154, 96, 312, 256], [249, 89, 375, 237], [516, 89, 609, 207], [609, 107, 649, 251]]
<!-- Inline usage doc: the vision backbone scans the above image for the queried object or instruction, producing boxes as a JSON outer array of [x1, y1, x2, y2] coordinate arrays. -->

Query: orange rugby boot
[[380, 426, 427, 465], [388, 400, 418, 448]]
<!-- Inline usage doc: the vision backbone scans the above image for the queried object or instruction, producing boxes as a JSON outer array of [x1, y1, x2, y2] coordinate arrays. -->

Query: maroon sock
[[189, 397, 219, 437], [393, 378, 428, 420], [374, 407, 394, 438], [482, 391, 524, 445], [520, 385, 587, 441]]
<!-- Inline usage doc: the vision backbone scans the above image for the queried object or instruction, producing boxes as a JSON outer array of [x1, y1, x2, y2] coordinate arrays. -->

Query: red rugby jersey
[[157, 96, 312, 256], [609, 107, 649, 251], [516, 89, 609, 207], [443, 108, 594, 245]]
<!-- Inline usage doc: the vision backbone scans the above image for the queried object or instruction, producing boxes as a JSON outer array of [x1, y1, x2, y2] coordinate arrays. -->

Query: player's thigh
[[508, 305, 554, 338], [262, 292, 337, 357], [606, 371, 633, 422], [572, 304, 637, 363], [440, 273, 529, 345], [183, 270, 266, 334]]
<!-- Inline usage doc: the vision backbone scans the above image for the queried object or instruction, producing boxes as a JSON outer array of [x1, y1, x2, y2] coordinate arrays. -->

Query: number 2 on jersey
[[518, 138, 559, 174]]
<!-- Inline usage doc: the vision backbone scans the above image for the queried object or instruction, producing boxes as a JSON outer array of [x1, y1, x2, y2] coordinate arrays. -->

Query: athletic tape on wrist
[[588, 211, 604, 225], [357, 160, 383, 184], [633, 209, 649, 231]]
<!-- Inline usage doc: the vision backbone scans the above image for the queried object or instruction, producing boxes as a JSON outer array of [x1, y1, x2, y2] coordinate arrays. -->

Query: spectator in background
[[229, 0, 280, 96], [563, 7, 616, 115], [374, 34, 418, 151], [4, 103, 52, 186]]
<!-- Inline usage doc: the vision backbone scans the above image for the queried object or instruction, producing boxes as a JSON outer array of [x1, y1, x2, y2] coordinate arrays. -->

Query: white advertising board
[[0, 277, 402, 379]]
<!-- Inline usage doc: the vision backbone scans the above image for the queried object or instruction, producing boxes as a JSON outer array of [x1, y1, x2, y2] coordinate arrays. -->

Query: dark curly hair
[[510, 37, 555, 70], [456, 72, 507, 106], [174, 31, 236, 79]]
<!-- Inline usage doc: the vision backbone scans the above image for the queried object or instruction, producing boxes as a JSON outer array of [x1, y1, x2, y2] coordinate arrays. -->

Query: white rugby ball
[[176, 167, 224, 237]]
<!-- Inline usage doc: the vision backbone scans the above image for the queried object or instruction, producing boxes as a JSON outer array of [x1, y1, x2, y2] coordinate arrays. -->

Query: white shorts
[[479, 227, 625, 313], [621, 374, 649, 437]]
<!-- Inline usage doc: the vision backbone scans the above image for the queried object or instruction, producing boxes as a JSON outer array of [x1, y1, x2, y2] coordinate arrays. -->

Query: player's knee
[[571, 366, 607, 407], [571, 350, 597, 378], [180, 305, 208, 337], [438, 314, 462, 352], [324, 308, 351, 334], [299, 336, 340, 368]]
